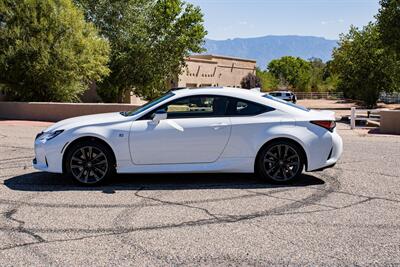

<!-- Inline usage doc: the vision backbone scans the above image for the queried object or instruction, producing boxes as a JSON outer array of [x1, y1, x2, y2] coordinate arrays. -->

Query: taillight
[[311, 120, 336, 132]]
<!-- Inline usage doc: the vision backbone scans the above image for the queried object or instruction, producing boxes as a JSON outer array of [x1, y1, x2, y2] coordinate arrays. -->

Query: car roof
[[172, 87, 261, 99], [169, 87, 302, 114]]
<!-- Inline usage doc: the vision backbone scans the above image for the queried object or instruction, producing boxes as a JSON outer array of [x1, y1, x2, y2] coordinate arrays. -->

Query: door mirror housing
[[151, 109, 167, 124]]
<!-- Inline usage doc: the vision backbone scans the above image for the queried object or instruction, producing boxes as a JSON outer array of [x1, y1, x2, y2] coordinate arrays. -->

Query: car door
[[129, 95, 231, 165]]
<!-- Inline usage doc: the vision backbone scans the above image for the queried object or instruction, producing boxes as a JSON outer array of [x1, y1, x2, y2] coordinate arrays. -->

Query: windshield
[[122, 92, 175, 116], [263, 94, 309, 112]]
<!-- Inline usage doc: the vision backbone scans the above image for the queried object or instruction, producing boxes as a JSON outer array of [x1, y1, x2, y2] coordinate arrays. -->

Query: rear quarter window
[[263, 94, 309, 112], [227, 97, 274, 116]]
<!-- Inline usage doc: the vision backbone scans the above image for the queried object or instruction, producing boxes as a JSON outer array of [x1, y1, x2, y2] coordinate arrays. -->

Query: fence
[[295, 92, 344, 100]]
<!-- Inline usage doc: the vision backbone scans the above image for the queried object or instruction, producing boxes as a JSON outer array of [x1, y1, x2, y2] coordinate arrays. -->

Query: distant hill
[[203, 35, 338, 68]]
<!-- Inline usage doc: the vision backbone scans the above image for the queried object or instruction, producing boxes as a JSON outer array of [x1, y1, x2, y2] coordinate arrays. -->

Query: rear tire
[[65, 140, 115, 185], [257, 140, 304, 183]]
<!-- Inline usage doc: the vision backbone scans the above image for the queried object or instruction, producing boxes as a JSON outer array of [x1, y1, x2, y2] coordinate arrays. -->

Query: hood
[[44, 112, 125, 132]]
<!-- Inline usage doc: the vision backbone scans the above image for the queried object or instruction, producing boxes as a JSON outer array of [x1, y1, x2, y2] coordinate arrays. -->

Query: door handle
[[210, 123, 228, 129]]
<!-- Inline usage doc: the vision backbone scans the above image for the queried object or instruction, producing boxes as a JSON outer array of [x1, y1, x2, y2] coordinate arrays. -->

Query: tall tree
[[332, 23, 399, 107], [0, 0, 110, 102], [75, 0, 207, 102], [267, 56, 312, 91], [376, 0, 400, 53]]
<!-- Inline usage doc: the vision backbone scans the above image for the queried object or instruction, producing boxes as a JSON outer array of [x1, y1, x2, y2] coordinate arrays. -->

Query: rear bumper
[[306, 129, 343, 171]]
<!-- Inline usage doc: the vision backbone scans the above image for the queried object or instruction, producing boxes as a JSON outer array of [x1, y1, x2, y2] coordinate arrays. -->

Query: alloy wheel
[[70, 146, 109, 184], [263, 144, 301, 181]]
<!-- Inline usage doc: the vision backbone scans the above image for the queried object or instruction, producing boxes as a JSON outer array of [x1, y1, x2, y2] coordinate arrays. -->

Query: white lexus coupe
[[33, 87, 343, 185]]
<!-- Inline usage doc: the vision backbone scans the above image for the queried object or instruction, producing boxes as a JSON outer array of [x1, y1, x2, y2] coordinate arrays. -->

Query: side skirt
[[116, 158, 255, 174]]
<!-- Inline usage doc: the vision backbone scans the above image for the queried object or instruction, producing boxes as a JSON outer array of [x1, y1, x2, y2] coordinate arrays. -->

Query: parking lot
[[0, 122, 399, 266]]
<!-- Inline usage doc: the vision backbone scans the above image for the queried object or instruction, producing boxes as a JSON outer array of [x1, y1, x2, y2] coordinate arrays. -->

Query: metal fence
[[295, 92, 344, 100], [379, 92, 400, 104], [293, 91, 400, 103]]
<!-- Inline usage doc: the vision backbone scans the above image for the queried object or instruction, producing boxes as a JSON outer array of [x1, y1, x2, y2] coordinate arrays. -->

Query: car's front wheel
[[257, 140, 304, 183], [65, 141, 115, 185]]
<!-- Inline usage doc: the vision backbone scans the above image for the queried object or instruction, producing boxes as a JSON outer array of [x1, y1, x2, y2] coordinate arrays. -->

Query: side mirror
[[151, 109, 167, 124]]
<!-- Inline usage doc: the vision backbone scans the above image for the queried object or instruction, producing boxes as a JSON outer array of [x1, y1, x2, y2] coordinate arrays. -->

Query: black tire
[[64, 140, 115, 185], [256, 140, 304, 183]]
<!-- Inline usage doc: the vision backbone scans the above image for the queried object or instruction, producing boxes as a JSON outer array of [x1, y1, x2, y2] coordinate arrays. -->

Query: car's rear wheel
[[65, 141, 115, 185], [257, 140, 304, 183]]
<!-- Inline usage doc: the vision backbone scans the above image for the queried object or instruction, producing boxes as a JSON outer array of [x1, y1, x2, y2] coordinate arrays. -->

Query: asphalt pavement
[[0, 122, 399, 266]]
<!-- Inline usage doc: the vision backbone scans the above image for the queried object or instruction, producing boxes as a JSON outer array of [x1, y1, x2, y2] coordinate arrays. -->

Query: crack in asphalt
[[111, 190, 183, 265], [0, 161, 399, 265], [0, 193, 52, 264], [0, 172, 340, 252], [133, 188, 230, 220], [4, 209, 45, 243], [0, 184, 302, 209]]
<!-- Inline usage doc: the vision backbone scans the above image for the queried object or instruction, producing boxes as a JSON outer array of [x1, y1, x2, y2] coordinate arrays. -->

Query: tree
[[308, 58, 325, 91], [332, 23, 399, 107], [256, 68, 278, 91], [267, 56, 312, 91], [0, 0, 110, 102], [75, 0, 207, 102], [240, 73, 261, 89], [376, 0, 400, 53]]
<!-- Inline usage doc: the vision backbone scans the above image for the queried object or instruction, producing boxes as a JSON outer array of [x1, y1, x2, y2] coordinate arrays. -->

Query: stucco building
[[173, 54, 257, 89], [83, 54, 257, 104]]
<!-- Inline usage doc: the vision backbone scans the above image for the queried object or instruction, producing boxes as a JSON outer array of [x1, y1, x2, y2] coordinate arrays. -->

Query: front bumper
[[33, 138, 64, 173]]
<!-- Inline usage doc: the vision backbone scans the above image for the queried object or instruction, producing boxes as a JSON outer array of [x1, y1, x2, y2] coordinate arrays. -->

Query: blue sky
[[186, 0, 380, 40]]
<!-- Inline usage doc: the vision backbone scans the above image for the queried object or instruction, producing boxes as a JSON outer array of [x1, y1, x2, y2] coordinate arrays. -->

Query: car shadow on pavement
[[4, 172, 325, 192]]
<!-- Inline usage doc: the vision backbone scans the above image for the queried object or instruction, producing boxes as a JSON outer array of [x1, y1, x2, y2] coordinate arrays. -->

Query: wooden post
[[350, 107, 356, 129]]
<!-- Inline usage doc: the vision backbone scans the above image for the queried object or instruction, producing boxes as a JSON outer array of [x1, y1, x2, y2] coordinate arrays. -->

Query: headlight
[[36, 130, 64, 141]]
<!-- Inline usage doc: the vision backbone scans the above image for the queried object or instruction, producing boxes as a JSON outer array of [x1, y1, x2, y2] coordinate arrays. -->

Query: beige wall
[[0, 102, 140, 122], [175, 55, 256, 89], [380, 110, 400, 134]]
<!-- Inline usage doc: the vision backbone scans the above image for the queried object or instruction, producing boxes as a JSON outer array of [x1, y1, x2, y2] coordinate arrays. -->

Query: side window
[[227, 98, 274, 116], [141, 95, 228, 119]]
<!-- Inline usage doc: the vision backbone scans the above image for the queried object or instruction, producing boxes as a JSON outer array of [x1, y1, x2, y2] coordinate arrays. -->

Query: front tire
[[65, 141, 115, 185], [257, 140, 304, 183]]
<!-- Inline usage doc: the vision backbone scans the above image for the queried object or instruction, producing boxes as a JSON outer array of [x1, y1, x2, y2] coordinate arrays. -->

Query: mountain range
[[203, 35, 338, 68]]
